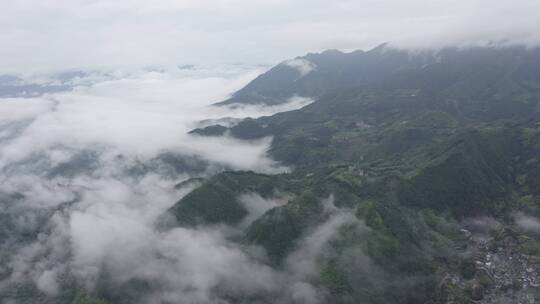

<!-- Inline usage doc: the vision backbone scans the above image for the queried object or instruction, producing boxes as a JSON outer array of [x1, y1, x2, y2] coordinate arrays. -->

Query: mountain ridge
[[177, 44, 540, 303], [216, 44, 540, 109]]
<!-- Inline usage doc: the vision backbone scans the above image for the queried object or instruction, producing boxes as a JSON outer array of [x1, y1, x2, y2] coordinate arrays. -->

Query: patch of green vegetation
[[477, 270, 495, 288], [244, 190, 323, 263], [398, 129, 521, 216], [170, 171, 282, 226], [519, 239, 540, 255], [320, 261, 352, 295], [458, 258, 476, 280], [72, 291, 109, 304], [529, 286, 540, 299]]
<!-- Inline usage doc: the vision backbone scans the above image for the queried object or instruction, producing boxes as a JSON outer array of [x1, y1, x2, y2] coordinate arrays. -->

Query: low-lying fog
[[0, 66, 338, 304]]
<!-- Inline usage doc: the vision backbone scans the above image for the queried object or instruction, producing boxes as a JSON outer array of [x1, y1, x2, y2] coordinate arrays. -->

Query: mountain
[[200, 45, 540, 166], [180, 45, 540, 303], [216, 44, 540, 108]]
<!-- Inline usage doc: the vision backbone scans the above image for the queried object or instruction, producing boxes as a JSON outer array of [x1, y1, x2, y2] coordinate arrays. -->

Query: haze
[[1, 0, 539, 73]]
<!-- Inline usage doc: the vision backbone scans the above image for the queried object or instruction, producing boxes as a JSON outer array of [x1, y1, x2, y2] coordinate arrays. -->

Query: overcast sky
[[2, 0, 540, 73]]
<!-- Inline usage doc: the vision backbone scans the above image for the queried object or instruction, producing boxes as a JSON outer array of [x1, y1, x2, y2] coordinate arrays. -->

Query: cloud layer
[[0, 67, 323, 303], [0, 67, 296, 172], [1, 0, 539, 73]]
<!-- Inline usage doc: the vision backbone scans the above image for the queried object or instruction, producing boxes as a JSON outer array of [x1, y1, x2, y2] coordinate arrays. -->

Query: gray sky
[[2, 0, 540, 73]]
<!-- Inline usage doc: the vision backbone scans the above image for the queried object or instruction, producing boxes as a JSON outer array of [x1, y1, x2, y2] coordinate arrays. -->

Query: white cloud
[[284, 59, 317, 77], [0, 67, 299, 173], [0, 66, 321, 303], [36, 270, 60, 296], [279, 196, 365, 304], [514, 213, 540, 234], [238, 192, 288, 228]]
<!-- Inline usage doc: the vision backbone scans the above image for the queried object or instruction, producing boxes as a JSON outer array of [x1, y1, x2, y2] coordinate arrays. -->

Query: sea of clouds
[[0, 65, 358, 304]]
